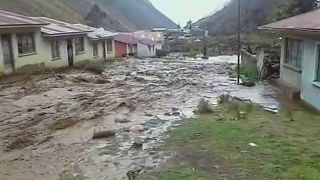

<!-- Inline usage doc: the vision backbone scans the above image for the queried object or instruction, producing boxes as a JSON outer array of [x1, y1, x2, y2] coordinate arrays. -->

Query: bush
[[195, 98, 213, 114], [217, 94, 231, 104], [240, 66, 259, 87]]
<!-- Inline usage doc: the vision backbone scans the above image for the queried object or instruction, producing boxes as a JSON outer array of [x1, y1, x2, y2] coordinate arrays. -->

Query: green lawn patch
[[158, 101, 320, 179]]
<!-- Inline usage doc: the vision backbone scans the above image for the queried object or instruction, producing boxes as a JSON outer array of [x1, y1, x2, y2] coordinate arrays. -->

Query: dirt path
[[0, 57, 280, 180]]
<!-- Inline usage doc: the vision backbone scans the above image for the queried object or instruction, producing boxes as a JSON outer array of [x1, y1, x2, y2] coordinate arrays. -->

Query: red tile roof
[[114, 33, 136, 44], [260, 9, 320, 32], [0, 9, 48, 28]]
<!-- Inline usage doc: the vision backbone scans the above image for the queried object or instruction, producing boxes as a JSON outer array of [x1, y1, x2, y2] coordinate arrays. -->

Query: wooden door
[[1, 34, 14, 73]]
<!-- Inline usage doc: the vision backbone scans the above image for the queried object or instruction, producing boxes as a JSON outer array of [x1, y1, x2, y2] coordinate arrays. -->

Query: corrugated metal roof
[[33, 17, 93, 37], [260, 9, 320, 32], [0, 9, 48, 28], [73, 24, 118, 40]]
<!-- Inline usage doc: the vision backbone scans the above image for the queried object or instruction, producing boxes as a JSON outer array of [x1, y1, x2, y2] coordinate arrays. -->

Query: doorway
[[67, 40, 74, 66], [1, 34, 14, 73], [102, 42, 107, 62]]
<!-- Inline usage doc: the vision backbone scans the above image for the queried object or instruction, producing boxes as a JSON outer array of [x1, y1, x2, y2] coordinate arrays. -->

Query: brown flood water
[[0, 57, 281, 180]]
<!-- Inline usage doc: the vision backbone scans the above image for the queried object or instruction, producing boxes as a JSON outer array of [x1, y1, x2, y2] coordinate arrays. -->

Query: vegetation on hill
[[196, 0, 318, 36], [0, 0, 177, 31]]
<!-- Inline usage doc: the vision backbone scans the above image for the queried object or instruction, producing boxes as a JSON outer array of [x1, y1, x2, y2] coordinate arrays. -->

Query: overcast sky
[[150, 0, 230, 25]]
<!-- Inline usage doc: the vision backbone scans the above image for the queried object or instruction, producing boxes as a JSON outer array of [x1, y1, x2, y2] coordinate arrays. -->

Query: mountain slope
[[195, 0, 316, 36], [0, 0, 177, 31]]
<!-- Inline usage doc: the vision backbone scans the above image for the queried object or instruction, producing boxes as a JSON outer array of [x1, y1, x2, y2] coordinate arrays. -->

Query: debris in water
[[130, 125, 145, 133], [92, 130, 116, 139], [114, 117, 131, 123]]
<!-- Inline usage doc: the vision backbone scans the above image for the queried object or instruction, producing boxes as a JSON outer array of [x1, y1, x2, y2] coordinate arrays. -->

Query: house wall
[[155, 43, 162, 50], [73, 37, 96, 64], [136, 43, 155, 57], [40, 38, 69, 68], [0, 35, 4, 73], [106, 40, 115, 60], [0, 27, 48, 74], [279, 37, 301, 90], [114, 41, 128, 57], [300, 39, 320, 110]]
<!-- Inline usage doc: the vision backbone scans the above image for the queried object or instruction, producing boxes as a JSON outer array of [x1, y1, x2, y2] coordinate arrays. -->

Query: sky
[[150, 0, 230, 26]]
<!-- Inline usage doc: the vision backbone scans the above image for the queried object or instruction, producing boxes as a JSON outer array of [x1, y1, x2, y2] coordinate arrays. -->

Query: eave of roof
[[0, 9, 49, 27], [260, 9, 320, 33]]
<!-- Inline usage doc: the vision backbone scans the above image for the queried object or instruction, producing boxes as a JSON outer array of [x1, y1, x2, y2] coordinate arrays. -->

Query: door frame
[[67, 40, 74, 66], [102, 41, 107, 62], [1, 34, 15, 73]]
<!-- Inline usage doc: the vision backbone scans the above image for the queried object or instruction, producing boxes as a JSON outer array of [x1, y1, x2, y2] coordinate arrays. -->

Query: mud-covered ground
[[0, 57, 280, 180]]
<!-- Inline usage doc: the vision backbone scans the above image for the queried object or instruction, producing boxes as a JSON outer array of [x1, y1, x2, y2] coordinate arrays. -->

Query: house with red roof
[[114, 33, 156, 58], [260, 9, 320, 110]]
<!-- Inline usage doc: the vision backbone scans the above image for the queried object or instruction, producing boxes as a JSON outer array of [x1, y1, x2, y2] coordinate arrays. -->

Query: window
[[148, 45, 151, 53], [285, 38, 303, 69], [17, 33, 36, 55], [51, 41, 60, 59], [75, 37, 85, 53], [107, 40, 113, 53], [316, 45, 320, 81], [93, 42, 98, 57]]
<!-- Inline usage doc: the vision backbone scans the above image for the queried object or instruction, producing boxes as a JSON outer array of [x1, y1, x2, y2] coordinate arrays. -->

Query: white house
[[260, 9, 320, 110], [0, 10, 49, 74], [0, 10, 119, 75]]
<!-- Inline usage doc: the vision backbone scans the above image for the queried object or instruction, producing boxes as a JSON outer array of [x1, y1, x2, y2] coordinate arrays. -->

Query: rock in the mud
[[144, 113, 153, 117], [114, 117, 131, 123], [130, 125, 145, 133], [171, 112, 180, 116], [96, 77, 110, 84], [92, 130, 116, 139]]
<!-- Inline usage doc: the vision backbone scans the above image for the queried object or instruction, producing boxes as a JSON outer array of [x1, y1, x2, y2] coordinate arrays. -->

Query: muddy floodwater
[[0, 57, 280, 180]]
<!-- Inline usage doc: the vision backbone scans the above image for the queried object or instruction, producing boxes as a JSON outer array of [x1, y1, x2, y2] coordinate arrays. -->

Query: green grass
[[158, 101, 320, 179], [159, 168, 207, 180]]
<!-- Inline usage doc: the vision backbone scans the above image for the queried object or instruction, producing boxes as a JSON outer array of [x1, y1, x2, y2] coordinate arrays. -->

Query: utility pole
[[237, 0, 241, 84]]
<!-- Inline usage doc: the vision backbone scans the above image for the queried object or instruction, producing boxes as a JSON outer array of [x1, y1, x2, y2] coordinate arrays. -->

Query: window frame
[[106, 40, 113, 53], [284, 38, 303, 70], [75, 37, 85, 54], [92, 42, 99, 57], [316, 44, 320, 82], [51, 40, 60, 60], [17, 33, 36, 55]]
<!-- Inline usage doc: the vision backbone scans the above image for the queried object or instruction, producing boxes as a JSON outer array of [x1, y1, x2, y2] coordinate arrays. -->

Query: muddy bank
[[0, 57, 280, 180]]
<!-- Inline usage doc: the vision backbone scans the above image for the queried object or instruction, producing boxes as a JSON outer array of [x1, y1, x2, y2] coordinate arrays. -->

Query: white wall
[[136, 43, 155, 57], [0, 27, 47, 73], [300, 39, 320, 110]]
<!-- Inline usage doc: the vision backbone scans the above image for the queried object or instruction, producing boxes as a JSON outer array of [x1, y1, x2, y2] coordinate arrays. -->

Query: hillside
[[0, 0, 177, 31], [195, 0, 316, 36]]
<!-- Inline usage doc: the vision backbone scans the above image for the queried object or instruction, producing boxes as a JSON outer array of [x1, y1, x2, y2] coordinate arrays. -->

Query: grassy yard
[[155, 100, 320, 180]]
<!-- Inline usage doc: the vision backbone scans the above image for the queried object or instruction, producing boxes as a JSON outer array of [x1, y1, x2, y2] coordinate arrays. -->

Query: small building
[[73, 24, 117, 61], [114, 33, 156, 58], [260, 9, 320, 110], [0, 10, 49, 74], [114, 33, 135, 58], [32, 17, 94, 68]]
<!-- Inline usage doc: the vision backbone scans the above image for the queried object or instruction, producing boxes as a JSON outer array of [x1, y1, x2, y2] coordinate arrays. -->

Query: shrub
[[196, 98, 213, 114]]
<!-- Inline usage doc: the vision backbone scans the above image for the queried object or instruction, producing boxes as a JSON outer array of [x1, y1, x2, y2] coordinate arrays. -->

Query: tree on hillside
[[287, 0, 319, 16]]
